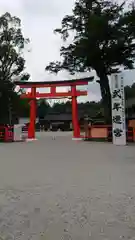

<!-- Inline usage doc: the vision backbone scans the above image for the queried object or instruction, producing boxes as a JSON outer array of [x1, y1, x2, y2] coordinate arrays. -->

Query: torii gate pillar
[[71, 86, 80, 139], [28, 87, 36, 139]]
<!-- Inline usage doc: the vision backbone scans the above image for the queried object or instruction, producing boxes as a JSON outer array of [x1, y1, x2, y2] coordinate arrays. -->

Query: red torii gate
[[15, 77, 93, 140]]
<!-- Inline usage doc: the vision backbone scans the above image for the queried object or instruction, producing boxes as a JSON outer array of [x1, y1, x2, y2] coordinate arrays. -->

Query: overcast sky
[[0, 0, 135, 102]]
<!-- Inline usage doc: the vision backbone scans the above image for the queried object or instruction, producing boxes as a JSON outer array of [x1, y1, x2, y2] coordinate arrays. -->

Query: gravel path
[[0, 133, 135, 240]]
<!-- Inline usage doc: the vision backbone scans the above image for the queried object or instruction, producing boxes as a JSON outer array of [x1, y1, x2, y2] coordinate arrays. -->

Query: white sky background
[[0, 0, 135, 103]]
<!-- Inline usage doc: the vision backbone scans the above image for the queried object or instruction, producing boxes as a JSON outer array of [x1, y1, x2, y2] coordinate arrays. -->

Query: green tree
[[52, 101, 70, 114], [0, 12, 30, 124], [37, 99, 50, 118], [46, 0, 135, 123], [125, 83, 135, 99]]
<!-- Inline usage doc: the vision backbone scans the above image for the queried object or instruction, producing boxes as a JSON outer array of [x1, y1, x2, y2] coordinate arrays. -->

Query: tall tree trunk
[[96, 69, 112, 124]]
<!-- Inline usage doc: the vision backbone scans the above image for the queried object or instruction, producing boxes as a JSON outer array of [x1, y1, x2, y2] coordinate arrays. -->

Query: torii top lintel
[[15, 77, 94, 99], [15, 76, 94, 88]]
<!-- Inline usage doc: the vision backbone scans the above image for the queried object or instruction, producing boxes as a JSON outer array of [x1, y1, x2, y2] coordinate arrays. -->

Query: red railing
[[0, 126, 14, 142]]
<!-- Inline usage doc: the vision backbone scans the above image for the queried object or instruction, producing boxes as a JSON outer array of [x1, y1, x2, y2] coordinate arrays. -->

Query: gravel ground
[[0, 132, 135, 240]]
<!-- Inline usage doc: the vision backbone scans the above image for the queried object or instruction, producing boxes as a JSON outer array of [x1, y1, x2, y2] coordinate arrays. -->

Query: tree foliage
[[0, 12, 30, 123], [37, 99, 50, 118], [45, 0, 135, 123], [125, 83, 135, 99], [37, 100, 104, 119]]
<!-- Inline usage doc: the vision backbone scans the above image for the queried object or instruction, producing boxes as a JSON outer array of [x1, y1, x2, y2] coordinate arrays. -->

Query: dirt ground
[[0, 132, 135, 240]]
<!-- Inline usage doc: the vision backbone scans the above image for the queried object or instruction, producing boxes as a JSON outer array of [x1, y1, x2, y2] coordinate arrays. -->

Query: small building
[[39, 112, 84, 131]]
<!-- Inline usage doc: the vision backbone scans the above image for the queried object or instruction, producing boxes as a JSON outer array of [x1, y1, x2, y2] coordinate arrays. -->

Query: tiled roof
[[41, 112, 83, 121]]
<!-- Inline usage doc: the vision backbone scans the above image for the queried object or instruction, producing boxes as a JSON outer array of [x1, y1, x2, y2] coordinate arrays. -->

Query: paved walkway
[[0, 133, 135, 239]]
